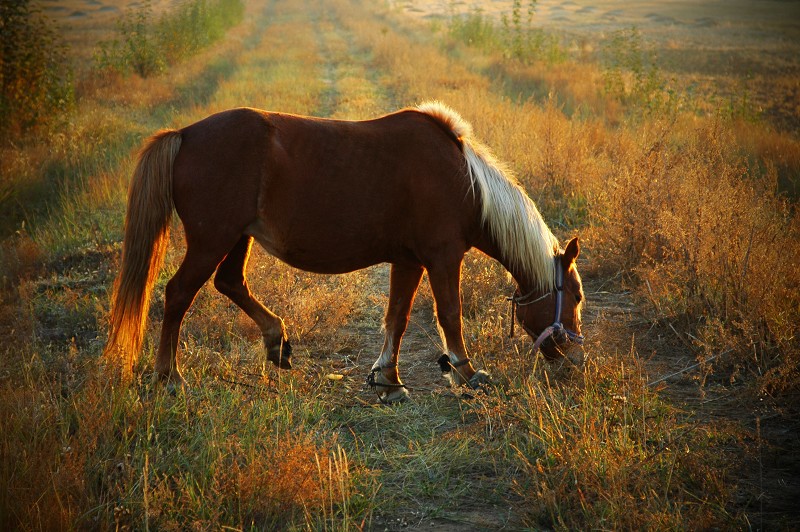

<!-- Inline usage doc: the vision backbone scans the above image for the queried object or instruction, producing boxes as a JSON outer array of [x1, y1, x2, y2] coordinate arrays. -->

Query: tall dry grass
[[2, 1, 375, 529], [1, 0, 797, 529], [340, 0, 800, 392], [594, 117, 799, 388]]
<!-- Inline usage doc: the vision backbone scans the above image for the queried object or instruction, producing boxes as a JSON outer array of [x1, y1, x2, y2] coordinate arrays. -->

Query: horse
[[105, 102, 585, 402]]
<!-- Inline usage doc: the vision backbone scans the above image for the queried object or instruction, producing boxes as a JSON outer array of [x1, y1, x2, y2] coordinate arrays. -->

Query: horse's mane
[[416, 101, 558, 292]]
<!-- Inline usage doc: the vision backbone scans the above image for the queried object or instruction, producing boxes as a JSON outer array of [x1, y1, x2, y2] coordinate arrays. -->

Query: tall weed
[[447, 0, 564, 65], [95, 0, 245, 77], [0, 0, 73, 137], [503, 349, 741, 528], [600, 27, 677, 116], [448, 7, 500, 51]]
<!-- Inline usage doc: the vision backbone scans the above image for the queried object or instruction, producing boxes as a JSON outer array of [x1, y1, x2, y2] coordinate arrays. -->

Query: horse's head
[[513, 237, 584, 359]]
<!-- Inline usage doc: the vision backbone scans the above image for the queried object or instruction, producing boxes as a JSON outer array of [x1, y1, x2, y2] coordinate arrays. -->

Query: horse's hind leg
[[155, 245, 228, 385], [214, 235, 291, 369], [369, 264, 424, 403]]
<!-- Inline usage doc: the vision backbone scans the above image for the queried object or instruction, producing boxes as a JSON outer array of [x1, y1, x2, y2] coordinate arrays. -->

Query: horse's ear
[[562, 237, 580, 267]]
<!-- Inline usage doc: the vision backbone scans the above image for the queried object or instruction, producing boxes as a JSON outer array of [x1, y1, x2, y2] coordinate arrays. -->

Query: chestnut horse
[[105, 102, 584, 402]]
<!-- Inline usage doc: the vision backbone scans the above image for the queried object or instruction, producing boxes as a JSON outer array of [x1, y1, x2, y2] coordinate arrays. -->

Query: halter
[[509, 256, 584, 352]]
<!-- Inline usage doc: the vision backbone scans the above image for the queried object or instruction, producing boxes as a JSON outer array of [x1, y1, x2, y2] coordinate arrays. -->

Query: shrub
[[447, 0, 564, 65], [600, 27, 680, 116], [95, 0, 245, 78], [594, 119, 800, 391], [95, 1, 164, 77], [448, 8, 500, 51], [0, 0, 73, 137]]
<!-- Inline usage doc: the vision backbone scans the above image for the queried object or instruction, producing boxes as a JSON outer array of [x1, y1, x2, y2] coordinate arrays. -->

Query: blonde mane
[[417, 101, 559, 292]]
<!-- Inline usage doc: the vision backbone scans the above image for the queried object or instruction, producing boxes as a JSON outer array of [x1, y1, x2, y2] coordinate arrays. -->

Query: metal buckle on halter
[[550, 322, 583, 345]]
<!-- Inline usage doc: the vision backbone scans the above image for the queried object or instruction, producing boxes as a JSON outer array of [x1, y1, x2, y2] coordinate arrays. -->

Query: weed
[[95, 1, 164, 77], [448, 7, 500, 52], [489, 345, 742, 528], [600, 27, 675, 116], [447, 0, 564, 65], [95, 0, 244, 78], [0, 0, 73, 137]]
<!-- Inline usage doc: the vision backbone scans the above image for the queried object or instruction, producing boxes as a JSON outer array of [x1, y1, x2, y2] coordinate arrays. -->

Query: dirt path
[[294, 4, 454, 404]]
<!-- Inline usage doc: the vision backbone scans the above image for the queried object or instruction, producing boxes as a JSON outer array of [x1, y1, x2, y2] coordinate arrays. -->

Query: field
[[1, 0, 799, 529]]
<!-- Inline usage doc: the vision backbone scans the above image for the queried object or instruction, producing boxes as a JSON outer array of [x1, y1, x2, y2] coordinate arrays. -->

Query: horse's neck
[[472, 234, 534, 291]]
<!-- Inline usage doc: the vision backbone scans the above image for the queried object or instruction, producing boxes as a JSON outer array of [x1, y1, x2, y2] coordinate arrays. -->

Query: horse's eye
[[575, 293, 582, 303]]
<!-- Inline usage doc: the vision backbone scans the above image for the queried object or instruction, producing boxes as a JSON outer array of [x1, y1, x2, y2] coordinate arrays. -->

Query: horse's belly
[[245, 218, 388, 274]]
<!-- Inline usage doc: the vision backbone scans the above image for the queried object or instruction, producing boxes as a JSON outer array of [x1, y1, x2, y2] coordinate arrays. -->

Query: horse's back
[[171, 107, 480, 273]]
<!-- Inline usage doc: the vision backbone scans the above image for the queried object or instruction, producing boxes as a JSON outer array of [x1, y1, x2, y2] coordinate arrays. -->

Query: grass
[[94, 0, 245, 77], [0, 0, 73, 137], [1, 0, 799, 529]]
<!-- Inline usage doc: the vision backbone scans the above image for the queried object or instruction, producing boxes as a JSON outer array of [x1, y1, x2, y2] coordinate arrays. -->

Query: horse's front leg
[[427, 257, 491, 389], [369, 264, 424, 403]]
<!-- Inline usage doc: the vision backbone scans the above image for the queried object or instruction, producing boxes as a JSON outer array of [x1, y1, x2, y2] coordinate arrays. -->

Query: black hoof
[[268, 340, 293, 369]]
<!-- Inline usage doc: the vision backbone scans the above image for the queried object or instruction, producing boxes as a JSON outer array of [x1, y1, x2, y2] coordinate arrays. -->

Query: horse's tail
[[105, 129, 182, 375]]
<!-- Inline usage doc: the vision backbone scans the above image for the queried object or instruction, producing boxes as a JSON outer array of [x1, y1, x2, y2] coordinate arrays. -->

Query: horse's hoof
[[366, 368, 409, 404], [268, 351, 292, 369], [156, 371, 187, 395], [267, 340, 293, 369], [468, 370, 492, 390], [379, 387, 411, 404], [276, 355, 292, 369]]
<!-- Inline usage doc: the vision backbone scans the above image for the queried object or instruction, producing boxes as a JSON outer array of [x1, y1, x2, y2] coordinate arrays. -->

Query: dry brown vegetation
[[1, 0, 798, 529]]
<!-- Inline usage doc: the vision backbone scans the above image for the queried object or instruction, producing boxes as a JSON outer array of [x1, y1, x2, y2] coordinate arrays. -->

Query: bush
[[594, 119, 800, 391], [448, 8, 500, 51], [447, 0, 565, 64], [0, 0, 73, 137], [95, 1, 164, 77], [95, 0, 245, 77], [600, 27, 680, 116]]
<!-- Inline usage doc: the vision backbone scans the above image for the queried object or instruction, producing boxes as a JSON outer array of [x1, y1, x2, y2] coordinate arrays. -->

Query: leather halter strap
[[511, 257, 584, 351]]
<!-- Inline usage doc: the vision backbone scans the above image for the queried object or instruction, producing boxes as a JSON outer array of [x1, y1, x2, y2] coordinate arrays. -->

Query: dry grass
[[339, 0, 800, 392], [1, 0, 798, 529]]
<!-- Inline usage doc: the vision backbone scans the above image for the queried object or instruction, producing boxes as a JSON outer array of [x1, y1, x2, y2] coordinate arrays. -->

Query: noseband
[[509, 257, 584, 352]]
